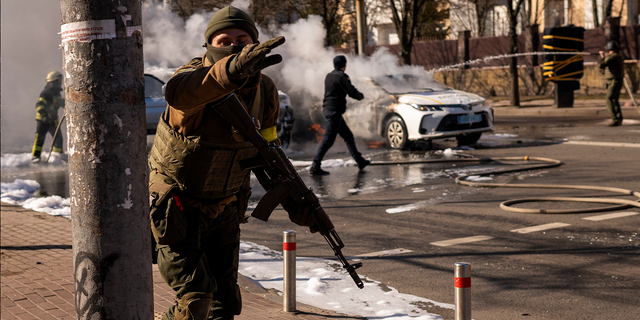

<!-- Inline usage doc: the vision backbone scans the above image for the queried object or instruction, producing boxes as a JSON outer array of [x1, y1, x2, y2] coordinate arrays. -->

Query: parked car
[[144, 73, 166, 134], [364, 75, 494, 150], [277, 90, 295, 150]]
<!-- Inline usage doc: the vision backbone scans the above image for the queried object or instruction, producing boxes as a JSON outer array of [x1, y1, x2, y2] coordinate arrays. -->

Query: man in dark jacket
[[599, 41, 625, 126], [310, 55, 370, 175], [32, 71, 65, 163]]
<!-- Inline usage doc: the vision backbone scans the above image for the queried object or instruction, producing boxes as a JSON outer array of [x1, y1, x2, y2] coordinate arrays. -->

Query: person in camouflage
[[599, 41, 625, 126], [32, 71, 65, 163], [147, 6, 315, 320]]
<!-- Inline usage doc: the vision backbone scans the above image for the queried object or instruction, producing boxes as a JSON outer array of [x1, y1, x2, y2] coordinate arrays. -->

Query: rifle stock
[[210, 93, 364, 289]]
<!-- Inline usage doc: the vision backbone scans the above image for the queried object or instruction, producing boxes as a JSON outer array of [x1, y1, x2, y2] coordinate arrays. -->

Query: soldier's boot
[[175, 293, 214, 320]]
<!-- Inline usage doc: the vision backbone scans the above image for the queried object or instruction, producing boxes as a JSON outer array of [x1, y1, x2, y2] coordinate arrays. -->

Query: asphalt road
[[240, 113, 640, 320], [2, 103, 638, 319]]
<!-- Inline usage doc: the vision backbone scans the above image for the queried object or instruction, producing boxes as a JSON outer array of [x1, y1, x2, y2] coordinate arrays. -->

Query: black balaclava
[[203, 6, 259, 64]]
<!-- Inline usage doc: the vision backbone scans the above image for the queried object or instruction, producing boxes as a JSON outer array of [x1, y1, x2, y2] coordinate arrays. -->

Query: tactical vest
[[149, 80, 266, 200], [603, 53, 624, 80]]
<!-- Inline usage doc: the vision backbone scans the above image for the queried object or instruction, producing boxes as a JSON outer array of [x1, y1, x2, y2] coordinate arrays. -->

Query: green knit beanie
[[204, 6, 259, 44]]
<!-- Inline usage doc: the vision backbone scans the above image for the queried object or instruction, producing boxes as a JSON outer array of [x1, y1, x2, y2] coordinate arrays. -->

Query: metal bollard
[[283, 231, 296, 312], [455, 262, 471, 320]]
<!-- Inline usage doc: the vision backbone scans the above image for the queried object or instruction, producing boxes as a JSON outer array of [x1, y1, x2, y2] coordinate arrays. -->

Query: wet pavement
[[3, 96, 637, 202], [1, 134, 547, 201]]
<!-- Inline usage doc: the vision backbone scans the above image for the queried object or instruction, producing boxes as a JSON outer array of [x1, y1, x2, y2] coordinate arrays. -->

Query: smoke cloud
[[1, 2, 437, 154], [1, 0, 65, 154]]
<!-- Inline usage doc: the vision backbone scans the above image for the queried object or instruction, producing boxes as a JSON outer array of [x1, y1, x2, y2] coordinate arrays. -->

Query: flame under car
[[364, 75, 495, 150]]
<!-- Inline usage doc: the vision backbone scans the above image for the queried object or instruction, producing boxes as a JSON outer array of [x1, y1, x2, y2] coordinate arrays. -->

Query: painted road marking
[[583, 211, 639, 221], [511, 222, 571, 234], [351, 248, 413, 260], [430, 235, 494, 247], [564, 141, 640, 148]]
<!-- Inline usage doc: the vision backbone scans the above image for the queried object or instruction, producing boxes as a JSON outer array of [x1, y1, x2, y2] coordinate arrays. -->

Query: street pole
[[59, 1, 152, 319], [355, 0, 366, 56]]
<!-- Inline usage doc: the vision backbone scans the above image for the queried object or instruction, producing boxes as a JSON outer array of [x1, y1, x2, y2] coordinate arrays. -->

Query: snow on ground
[[1, 152, 452, 319], [239, 241, 452, 319]]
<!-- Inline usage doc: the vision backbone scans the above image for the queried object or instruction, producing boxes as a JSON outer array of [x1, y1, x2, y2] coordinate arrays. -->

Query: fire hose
[[45, 113, 66, 163], [371, 156, 640, 214]]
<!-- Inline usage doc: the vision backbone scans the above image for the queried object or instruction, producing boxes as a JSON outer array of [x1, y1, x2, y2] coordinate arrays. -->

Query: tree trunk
[[592, 0, 600, 27], [59, 0, 153, 319], [509, 28, 520, 106]]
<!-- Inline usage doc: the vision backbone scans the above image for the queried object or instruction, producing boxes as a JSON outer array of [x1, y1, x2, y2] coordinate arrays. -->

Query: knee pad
[[175, 293, 214, 320]]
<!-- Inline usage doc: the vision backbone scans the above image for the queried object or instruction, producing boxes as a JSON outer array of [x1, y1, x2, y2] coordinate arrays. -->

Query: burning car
[[364, 75, 494, 150], [277, 90, 295, 150]]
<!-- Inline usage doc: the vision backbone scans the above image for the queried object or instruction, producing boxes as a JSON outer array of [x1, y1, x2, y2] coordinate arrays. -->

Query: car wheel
[[456, 132, 482, 146], [385, 116, 408, 150]]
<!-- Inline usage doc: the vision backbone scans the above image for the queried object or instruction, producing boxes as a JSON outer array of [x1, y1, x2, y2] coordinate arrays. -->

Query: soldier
[[599, 41, 625, 126], [310, 55, 370, 175], [32, 71, 65, 163], [147, 6, 315, 320]]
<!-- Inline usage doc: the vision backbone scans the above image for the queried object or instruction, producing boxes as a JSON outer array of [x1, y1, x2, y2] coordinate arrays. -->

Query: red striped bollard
[[455, 262, 471, 320], [283, 231, 296, 312]]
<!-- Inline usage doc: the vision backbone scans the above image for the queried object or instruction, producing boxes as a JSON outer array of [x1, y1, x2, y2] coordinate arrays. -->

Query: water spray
[[427, 51, 598, 74]]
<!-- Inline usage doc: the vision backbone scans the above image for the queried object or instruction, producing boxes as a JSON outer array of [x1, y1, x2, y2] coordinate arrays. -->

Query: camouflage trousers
[[157, 202, 243, 320], [606, 78, 624, 124]]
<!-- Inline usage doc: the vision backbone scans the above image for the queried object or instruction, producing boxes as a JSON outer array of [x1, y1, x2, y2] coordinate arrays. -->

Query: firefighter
[[32, 71, 65, 163], [310, 55, 370, 175], [599, 41, 625, 126], [147, 6, 315, 320]]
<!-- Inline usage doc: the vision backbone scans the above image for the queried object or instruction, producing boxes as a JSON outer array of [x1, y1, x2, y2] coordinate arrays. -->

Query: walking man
[[148, 6, 315, 320], [310, 55, 370, 175], [32, 71, 65, 163], [599, 41, 625, 126]]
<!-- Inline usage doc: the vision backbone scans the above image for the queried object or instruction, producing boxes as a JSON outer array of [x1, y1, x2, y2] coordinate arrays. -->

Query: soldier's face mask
[[205, 44, 246, 64]]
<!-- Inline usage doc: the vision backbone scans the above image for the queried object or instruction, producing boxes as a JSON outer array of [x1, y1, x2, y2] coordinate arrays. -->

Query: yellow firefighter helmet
[[46, 71, 63, 83]]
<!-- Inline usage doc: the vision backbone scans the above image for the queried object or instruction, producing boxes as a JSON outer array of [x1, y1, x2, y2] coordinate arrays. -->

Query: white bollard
[[455, 262, 471, 320], [283, 231, 296, 312]]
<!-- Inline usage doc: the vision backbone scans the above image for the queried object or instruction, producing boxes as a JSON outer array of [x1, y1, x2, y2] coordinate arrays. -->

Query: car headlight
[[410, 103, 443, 111]]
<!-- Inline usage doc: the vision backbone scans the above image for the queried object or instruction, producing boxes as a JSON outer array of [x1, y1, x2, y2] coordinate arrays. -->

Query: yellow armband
[[259, 126, 278, 142]]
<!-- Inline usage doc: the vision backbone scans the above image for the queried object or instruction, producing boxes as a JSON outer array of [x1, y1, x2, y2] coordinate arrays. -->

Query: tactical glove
[[40, 115, 49, 123], [282, 198, 318, 233], [229, 36, 285, 79]]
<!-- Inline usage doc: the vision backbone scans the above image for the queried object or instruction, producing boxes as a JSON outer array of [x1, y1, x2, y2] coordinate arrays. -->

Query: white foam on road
[[1, 179, 71, 219], [510, 222, 571, 234], [350, 248, 413, 259], [239, 241, 451, 319], [430, 235, 494, 247], [1, 152, 67, 169], [386, 201, 430, 214], [583, 211, 639, 221], [564, 141, 640, 148]]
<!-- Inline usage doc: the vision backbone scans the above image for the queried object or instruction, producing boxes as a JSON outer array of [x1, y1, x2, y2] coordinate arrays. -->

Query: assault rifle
[[211, 93, 364, 289]]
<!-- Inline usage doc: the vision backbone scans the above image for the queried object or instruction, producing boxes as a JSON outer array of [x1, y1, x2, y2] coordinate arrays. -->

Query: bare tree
[[471, 0, 499, 36], [388, 0, 430, 65], [163, 0, 231, 19], [275, 0, 344, 46], [592, 0, 601, 27], [506, 0, 526, 106], [308, 0, 346, 46], [523, 0, 546, 27], [415, 0, 449, 39]]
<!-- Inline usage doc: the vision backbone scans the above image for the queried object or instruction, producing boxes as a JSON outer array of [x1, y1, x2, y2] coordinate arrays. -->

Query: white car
[[365, 75, 494, 150]]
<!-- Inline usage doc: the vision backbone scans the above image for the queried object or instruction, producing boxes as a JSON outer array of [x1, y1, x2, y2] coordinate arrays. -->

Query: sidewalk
[[490, 97, 640, 118], [0, 202, 358, 320]]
